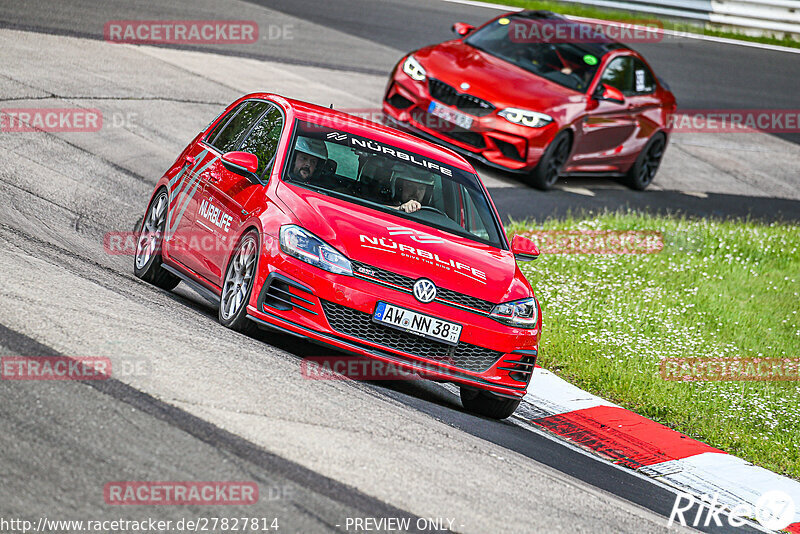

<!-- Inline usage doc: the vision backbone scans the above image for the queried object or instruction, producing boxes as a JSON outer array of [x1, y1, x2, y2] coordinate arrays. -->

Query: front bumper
[[383, 71, 558, 174], [246, 237, 540, 398]]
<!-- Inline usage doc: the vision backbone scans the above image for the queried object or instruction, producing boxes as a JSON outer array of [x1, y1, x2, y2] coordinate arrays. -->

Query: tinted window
[[211, 101, 270, 153], [464, 15, 603, 92], [206, 102, 246, 144], [600, 57, 634, 95], [238, 105, 284, 177], [283, 120, 505, 248]]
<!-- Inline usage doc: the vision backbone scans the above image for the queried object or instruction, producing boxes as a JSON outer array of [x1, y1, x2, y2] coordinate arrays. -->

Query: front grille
[[321, 300, 503, 373], [410, 110, 485, 149], [260, 274, 317, 315], [428, 79, 494, 117], [492, 137, 525, 162], [351, 260, 495, 314], [387, 93, 413, 109], [498, 355, 537, 384]]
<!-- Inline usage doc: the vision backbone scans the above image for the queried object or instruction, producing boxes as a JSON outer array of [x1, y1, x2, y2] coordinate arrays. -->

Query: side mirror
[[452, 22, 475, 36], [596, 83, 625, 104], [511, 235, 539, 261], [221, 151, 261, 184]]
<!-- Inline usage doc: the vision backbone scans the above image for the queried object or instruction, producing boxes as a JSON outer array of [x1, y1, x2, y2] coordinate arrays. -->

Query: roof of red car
[[246, 93, 475, 172]]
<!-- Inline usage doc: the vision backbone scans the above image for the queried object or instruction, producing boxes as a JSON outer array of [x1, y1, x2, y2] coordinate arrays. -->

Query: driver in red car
[[289, 137, 328, 182], [391, 167, 435, 213]]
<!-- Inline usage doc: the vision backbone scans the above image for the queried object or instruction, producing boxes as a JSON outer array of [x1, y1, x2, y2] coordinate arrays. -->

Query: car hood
[[415, 40, 583, 111], [276, 182, 532, 304]]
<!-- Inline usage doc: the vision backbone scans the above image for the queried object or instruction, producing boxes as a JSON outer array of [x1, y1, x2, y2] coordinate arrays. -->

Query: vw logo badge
[[413, 278, 437, 303], [460, 82, 470, 90]]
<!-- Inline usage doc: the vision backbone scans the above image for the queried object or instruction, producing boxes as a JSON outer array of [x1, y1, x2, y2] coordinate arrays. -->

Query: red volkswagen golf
[[134, 93, 542, 419], [383, 10, 676, 190]]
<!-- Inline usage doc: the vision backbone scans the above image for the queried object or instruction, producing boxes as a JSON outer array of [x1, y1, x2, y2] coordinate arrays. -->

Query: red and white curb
[[514, 367, 800, 532]]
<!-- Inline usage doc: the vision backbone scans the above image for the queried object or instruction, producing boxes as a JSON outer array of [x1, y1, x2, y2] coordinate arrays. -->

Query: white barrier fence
[[556, 0, 800, 37]]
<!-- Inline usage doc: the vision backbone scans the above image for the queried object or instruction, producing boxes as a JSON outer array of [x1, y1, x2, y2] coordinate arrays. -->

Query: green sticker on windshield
[[583, 54, 598, 65]]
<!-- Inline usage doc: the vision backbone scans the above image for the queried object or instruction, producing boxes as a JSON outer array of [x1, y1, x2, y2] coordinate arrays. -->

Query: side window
[[210, 101, 270, 154], [206, 102, 246, 144], [632, 58, 656, 94], [600, 57, 634, 95], [238, 105, 284, 177]]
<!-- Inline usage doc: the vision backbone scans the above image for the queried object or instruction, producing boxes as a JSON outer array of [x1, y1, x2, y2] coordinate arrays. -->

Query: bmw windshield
[[464, 15, 604, 92], [283, 119, 506, 248]]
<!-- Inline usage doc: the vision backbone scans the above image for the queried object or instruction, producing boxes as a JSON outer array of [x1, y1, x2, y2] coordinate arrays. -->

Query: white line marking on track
[[557, 185, 596, 197]]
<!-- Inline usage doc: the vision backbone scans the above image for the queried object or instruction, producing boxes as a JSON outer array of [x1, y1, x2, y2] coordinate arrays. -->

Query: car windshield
[[464, 15, 603, 92], [283, 119, 505, 248]]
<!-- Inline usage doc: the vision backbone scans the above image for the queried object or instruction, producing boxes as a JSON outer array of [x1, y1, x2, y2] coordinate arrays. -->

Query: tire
[[460, 387, 521, 419], [218, 230, 259, 334], [625, 132, 666, 190], [527, 130, 571, 191], [133, 189, 180, 290]]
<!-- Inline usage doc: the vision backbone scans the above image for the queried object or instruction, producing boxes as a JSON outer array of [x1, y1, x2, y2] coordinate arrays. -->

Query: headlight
[[402, 55, 427, 82], [490, 297, 539, 329], [279, 225, 352, 276], [498, 108, 553, 128]]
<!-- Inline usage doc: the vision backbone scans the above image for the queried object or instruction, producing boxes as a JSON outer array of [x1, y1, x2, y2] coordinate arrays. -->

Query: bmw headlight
[[490, 297, 539, 329], [279, 225, 352, 276], [498, 108, 553, 128], [402, 55, 427, 82]]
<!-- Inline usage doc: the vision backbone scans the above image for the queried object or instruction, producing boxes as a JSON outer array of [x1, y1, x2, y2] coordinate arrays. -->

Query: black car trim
[[161, 263, 221, 305], [245, 309, 526, 397]]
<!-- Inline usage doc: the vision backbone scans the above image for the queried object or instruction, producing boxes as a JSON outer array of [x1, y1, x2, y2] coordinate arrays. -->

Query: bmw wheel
[[219, 230, 259, 333], [625, 133, 666, 190], [133, 188, 180, 290], [528, 131, 571, 191]]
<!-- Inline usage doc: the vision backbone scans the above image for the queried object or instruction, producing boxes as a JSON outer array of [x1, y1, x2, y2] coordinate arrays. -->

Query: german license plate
[[428, 101, 473, 130], [372, 302, 462, 346]]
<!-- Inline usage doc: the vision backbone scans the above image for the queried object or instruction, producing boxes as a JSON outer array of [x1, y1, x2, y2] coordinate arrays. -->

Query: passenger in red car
[[391, 167, 435, 213]]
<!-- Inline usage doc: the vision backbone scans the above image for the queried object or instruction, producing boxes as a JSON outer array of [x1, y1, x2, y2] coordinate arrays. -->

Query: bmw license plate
[[373, 302, 462, 346], [428, 101, 473, 130]]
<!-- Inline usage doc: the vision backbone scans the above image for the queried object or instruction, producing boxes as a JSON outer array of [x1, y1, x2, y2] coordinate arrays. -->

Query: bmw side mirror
[[596, 83, 625, 104], [221, 151, 262, 185], [452, 22, 475, 36], [511, 235, 539, 261]]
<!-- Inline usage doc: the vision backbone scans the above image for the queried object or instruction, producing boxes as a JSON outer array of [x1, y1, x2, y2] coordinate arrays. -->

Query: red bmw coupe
[[383, 10, 676, 190], [135, 93, 542, 419]]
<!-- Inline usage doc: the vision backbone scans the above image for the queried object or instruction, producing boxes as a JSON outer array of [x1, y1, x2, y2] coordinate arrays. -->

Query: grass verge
[[473, 0, 800, 50], [509, 212, 800, 479]]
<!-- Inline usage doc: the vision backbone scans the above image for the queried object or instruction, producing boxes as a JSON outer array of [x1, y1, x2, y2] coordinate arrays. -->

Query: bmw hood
[[277, 183, 532, 304], [415, 40, 581, 110]]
